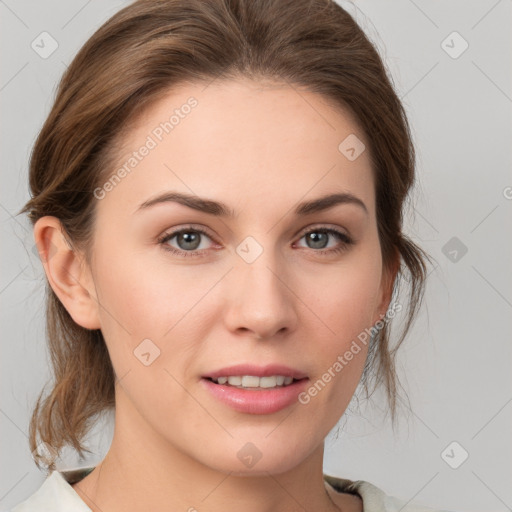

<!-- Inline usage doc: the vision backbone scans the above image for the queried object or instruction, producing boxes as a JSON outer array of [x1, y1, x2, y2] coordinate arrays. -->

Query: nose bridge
[[225, 234, 297, 339]]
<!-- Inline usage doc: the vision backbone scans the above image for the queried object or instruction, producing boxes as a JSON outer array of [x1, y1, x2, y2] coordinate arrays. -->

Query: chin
[[199, 438, 317, 477]]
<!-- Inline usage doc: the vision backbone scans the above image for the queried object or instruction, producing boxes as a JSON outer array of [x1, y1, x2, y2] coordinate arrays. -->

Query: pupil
[[308, 232, 327, 249], [179, 232, 200, 250]]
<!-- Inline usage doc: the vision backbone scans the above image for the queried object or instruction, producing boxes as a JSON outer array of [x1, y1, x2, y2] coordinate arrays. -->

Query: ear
[[33, 216, 101, 330], [371, 246, 400, 326]]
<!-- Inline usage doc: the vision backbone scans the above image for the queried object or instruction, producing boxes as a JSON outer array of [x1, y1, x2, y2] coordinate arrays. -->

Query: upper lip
[[203, 364, 308, 380]]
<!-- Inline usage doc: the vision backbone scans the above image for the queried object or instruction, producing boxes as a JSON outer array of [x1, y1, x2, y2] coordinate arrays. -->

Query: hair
[[19, 0, 431, 471]]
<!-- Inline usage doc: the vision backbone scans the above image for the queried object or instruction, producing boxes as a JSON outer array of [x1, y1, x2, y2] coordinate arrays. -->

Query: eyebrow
[[135, 191, 368, 217]]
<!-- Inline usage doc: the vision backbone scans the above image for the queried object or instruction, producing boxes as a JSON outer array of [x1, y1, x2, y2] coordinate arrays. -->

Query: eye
[[157, 225, 217, 258], [294, 226, 354, 256]]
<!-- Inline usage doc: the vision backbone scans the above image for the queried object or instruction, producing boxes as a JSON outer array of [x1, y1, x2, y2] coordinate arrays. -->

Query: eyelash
[[157, 224, 354, 259]]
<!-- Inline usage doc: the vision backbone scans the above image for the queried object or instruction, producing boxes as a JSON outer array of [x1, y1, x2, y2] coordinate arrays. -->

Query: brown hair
[[19, 0, 431, 470]]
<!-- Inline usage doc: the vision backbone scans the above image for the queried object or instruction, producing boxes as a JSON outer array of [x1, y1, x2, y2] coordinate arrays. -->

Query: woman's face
[[63, 78, 393, 474]]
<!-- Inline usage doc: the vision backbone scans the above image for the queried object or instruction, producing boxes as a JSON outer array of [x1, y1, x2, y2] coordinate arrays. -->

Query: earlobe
[[33, 216, 101, 330]]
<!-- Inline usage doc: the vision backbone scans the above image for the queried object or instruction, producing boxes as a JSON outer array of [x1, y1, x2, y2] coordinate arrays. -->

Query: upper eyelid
[[296, 223, 349, 237]]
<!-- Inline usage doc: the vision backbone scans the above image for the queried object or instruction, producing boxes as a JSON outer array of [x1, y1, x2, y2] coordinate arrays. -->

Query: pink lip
[[200, 377, 309, 414], [202, 364, 308, 380]]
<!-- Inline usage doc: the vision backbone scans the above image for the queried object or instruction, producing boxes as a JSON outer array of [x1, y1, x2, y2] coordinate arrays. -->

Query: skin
[[34, 77, 397, 512]]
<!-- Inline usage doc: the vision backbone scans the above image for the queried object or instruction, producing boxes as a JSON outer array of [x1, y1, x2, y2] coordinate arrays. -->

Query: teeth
[[211, 375, 297, 388], [227, 376, 242, 386], [241, 375, 260, 387]]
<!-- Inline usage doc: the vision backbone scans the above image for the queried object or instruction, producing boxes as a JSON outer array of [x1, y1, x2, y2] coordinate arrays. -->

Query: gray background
[[1, 1, 511, 511]]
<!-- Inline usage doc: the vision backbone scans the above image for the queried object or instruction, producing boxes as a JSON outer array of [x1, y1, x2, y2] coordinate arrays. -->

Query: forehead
[[96, 77, 375, 220]]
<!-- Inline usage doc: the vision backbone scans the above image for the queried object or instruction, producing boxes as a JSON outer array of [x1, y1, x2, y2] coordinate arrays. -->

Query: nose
[[223, 247, 299, 341]]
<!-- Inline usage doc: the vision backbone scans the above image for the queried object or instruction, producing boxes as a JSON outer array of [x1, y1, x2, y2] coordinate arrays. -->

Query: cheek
[[295, 248, 382, 405], [92, 245, 219, 375], [91, 252, 200, 410], [94, 258, 163, 339], [94, 245, 196, 334], [301, 252, 383, 342]]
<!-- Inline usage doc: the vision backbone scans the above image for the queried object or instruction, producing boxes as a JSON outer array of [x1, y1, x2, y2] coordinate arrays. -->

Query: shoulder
[[8, 467, 95, 512], [324, 473, 455, 512]]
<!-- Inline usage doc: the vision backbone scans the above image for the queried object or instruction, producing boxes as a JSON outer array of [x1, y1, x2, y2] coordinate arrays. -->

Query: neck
[[72, 392, 341, 512]]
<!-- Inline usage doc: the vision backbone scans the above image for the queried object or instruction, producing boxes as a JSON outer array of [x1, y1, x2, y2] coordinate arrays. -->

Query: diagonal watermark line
[[407, 0, 439, 28], [472, 61, 512, 103], [0, 472, 29, 502], [470, 204, 499, 233], [162, 368, 233, 437], [282, 77, 336, 131], [163, 267, 234, 338], [69, 466, 107, 512], [415, 208, 439, 234], [0, 0, 29, 29], [425, 262, 438, 280], [0, 203, 30, 242], [471, 265, 512, 308], [200, 69, 225, 94], [409, 409, 440, 439], [265, 403, 299, 438], [200, 471, 233, 502], [396, 393, 440, 438], [397, 472, 440, 512], [113, 368, 132, 387], [266, 472, 307, 511], [265, 266, 336, 335], [163, 163, 197, 195], [471, 0, 503, 29], [471, 396, 512, 439], [0, 408, 28, 439], [401, 62, 439, 100], [471, 470, 512, 510], [61, 0, 92, 29], [0, 266, 28, 296], [0, 62, 29, 92]]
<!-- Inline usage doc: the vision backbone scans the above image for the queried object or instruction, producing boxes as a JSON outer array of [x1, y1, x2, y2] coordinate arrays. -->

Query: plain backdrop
[[1, 1, 511, 511]]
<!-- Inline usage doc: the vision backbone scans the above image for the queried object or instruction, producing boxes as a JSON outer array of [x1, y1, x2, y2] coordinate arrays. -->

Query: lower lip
[[200, 377, 309, 414]]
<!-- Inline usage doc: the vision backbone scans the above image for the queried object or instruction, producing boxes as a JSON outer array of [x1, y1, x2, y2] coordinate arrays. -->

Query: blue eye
[[157, 226, 215, 258], [157, 225, 354, 258], [296, 227, 353, 254]]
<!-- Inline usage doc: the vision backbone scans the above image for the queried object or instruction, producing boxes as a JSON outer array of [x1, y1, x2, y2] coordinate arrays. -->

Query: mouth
[[200, 366, 310, 414]]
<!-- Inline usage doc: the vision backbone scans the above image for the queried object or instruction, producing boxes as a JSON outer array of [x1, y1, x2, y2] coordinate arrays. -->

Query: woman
[[12, 0, 448, 510]]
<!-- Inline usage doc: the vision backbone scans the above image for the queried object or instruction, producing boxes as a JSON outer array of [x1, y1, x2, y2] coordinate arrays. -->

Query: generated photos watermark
[[93, 96, 198, 200], [298, 301, 402, 405]]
